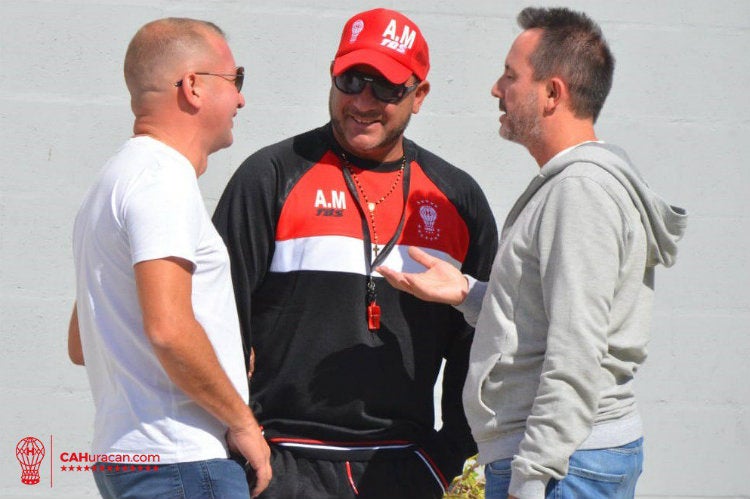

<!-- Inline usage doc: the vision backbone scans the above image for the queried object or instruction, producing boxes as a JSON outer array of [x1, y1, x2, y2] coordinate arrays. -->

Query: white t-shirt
[[73, 136, 249, 463]]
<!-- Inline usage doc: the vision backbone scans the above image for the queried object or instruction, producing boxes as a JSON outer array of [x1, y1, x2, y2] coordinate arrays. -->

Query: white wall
[[1, 1, 748, 497]]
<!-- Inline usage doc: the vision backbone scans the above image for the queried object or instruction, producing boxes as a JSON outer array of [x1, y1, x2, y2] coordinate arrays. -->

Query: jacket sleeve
[[212, 149, 280, 366]]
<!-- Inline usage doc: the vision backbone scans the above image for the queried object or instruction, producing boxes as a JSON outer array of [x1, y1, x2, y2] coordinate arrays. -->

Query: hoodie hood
[[538, 142, 687, 267]]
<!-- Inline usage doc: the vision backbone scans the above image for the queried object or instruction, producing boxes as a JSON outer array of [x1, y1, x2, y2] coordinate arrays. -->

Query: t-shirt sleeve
[[123, 163, 203, 268]]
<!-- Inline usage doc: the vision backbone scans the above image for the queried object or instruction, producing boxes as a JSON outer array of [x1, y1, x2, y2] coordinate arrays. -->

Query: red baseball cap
[[332, 8, 430, 84]]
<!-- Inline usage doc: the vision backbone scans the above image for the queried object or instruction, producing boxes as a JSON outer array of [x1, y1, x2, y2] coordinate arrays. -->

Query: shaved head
[[124, 18, 225, 107]]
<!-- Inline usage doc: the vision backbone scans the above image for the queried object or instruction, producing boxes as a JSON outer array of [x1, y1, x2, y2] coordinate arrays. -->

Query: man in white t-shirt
[[68, 18, 272, 498]]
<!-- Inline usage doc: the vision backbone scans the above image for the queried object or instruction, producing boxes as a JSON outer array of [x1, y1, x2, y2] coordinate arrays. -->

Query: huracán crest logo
[[15, 436, 45, 485], [417, 199, 441, 241]]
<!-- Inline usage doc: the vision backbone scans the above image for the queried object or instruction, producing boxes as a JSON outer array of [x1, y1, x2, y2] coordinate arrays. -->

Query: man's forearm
[[148, 317, 257, 431], [135, 257, 255, 430], [134, 257, 271, 495]]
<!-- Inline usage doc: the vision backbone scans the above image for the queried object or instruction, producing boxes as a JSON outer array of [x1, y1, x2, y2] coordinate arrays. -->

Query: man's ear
[[411, 80, 430, 114], [544, 77, 566, 113], [176, 73, 202, 109]]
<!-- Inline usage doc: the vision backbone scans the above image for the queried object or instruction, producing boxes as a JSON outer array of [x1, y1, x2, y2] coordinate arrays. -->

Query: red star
[[153, 465, 159, 472], [77, 466, 83, 471], [84, 465, 90, 471], [60, 465, 67, 471]]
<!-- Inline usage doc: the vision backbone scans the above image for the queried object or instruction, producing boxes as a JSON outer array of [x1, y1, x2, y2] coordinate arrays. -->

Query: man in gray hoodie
[[378, 7, 687, 499]]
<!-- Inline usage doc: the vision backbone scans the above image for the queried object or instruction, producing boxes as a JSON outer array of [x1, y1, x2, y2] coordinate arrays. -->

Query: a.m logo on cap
[[381, 19, 416, 53]]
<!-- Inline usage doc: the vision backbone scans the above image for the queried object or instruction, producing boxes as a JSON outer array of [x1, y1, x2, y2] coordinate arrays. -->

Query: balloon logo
[[416, 200, 441, 241], [350, 19, 365, 42], [15, 437, 45, 485], [419, 204, 437, 234]]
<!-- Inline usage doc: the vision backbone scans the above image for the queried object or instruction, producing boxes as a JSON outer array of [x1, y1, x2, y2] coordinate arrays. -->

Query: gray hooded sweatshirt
[[459, 142, 687, 498]]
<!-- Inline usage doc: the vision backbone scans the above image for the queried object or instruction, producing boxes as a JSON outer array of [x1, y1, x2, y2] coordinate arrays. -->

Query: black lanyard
[[340, 153, 412, 331]]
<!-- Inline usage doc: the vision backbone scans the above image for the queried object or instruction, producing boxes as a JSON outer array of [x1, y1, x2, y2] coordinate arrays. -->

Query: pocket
[[472, 352, 503, 418], [562, 443, 643, 498], [485, 458, 511, 476], [96, 462, 181, 499], [569, 440, 643, 477], [205, 458, 250, 497], [567, 466, 625, 483], [484, 460, 512, 499], [412, 450, 447, 497], [560, 466, 628, 498]]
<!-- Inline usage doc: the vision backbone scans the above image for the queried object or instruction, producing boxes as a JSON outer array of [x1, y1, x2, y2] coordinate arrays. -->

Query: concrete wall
[[1, 1, 748, 497]]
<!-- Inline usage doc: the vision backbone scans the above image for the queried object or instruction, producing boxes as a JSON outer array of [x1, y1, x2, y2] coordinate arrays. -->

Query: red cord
[[345, 461, 359, 495]]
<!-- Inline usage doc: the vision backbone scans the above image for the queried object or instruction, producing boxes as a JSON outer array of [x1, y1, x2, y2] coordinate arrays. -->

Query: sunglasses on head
[[333, 70, 418, 103], [175, 66, 244, 92]]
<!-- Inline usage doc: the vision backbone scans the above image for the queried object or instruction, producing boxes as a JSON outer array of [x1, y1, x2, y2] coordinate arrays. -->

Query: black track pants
[[254, 445, 445, 499]]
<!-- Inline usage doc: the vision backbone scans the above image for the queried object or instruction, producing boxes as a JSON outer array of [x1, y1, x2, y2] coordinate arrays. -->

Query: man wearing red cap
[[213, 8, 497, 498]]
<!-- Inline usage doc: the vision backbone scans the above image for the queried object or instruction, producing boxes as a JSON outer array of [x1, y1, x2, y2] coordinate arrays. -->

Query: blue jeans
[[93, 458, 249, 499], [485, 438, 643, 499]]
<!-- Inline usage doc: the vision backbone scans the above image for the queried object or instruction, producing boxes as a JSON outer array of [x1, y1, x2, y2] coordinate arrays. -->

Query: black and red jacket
[[213, 124, 498, 488]]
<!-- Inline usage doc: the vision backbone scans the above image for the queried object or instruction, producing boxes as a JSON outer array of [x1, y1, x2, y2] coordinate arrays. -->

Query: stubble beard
[[330, 94, 411, 160], [499, 93, 542, 148]]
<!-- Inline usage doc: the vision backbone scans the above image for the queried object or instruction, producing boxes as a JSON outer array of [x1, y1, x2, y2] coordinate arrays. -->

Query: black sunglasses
[[333, 70, 418, 103], [175, 66, 244, 92]]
